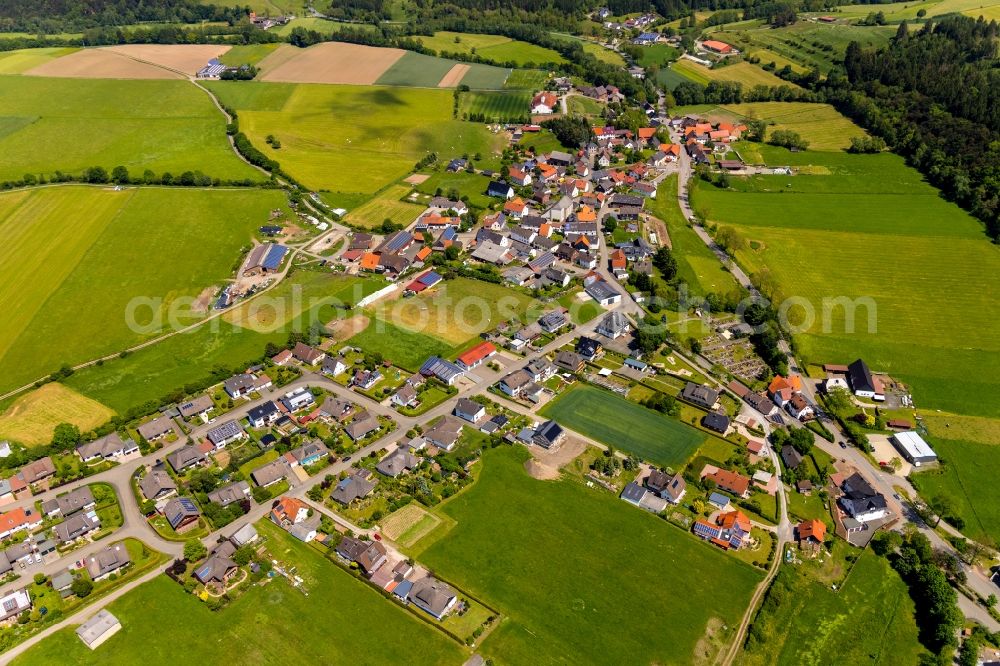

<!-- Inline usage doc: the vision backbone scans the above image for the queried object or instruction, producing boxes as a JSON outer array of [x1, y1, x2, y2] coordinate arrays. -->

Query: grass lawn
[[0, 186, 292, 397], [540, 384, 704, 468], [413, 446, 763, 665], [348, 317, 456, 373], [742, 550, 926, 665], [690, 150, 1000, 418], [418, 32, 565, 66], [636, 43, 679, 68], [557, 290, 603, 324], [672, 59, 798, 90], [910, 436, 1000, 545], [647, 175, 741, 296], [64, 272, 384, 413], [459, 90, 531, 122], [14, 524, 465, 665], [0, 76, 257, 182], [369, 277, 535, 348], [344, 184, 423, 228], [0, 383, 114, 447], [207, 81, 505, 196], [566, 94, 603, 117], [415, 170, 493, 209]]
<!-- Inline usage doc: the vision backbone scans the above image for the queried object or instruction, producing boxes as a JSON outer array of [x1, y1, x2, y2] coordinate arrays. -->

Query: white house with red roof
[[456, 341, 497, 370], [531, 91, 558, 114]]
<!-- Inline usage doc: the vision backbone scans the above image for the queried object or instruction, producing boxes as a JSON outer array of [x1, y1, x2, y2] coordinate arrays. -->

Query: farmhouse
[[531, 91, 558, 114], [242, 243, 288, 276], [420, 356, 465, 385], [848, 359, 885, 401], [585, 279, 621, 306], [701, 40, 735, 54], [890, 431, 937, 467]]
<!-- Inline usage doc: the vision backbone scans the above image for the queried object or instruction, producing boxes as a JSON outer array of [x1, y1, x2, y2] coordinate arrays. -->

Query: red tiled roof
[[457, 341, 496, 367]]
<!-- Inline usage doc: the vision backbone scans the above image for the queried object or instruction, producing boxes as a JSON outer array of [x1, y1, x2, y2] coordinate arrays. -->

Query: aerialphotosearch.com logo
[[123, 282, 878, 340]]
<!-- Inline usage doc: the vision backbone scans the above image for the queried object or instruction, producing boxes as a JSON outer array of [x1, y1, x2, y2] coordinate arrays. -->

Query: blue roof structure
[[418, 271, 443, 287], [439, 227, 458, 241], [262, 245, 288, 271], [708, 492, 730, 508], [624, 358, 648, 370]]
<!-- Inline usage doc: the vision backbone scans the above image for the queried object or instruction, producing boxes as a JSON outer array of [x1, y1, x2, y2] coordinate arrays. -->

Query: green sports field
[[0, 186, 292, 398], [64, 271, 385, 413], [459, 90, 531, 121], [206, 81, 505, 196], [540, 384, 706, 468], [13, 522, 464, 666], [742, 550, 925, 665], [418, 31, 565, 66], [691, 150, 1000, 418], [414, 446, 763, 664], [0, 76, 258, 182]]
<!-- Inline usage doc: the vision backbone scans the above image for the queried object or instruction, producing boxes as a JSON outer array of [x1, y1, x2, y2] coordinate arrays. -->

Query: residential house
[[321, 356, 347, 377], [456, 341, 496, 370], [270, 496, 309, 526], [250, 457, 293, 488], [285, 440, 329, 467], [538, 310, 569, 334], [487, 181, 514, 200], [45, 486, 95, 518], [247, 401, 281, 428], [229, 523, 258, 547], [136, 416, 174, 442], [554, 351, 584, 373], [76, 433, 139, 463], [702, 412, 730, 434], [767, 374, 802, 407], [0, 588, 31, 622], [839, 473, 888, 523], [206, 420, 246, 449], [54, 512, 101, 544], [331, 471, 376, 505], [345, 413, 380, 442], [596, 311, 630, 339], [139, 470, 177, 501], [848, 358, 884, 401], [693, 510, 752, 550], [681, 382, 720, 410], [178, 395, 214, 422], [621, 481, 669, 513], [17, 457, 56, 486], [280, 387, 315, 412], [786, 393, 814, 421], [0, 507, 41, 539], [207, 481, 251, 507], [223, 373, 258, 399], [499, 369, 532, 398], [376, 449, 421, 478], [453, 398, 486, 423], [424, 416, 465, 451], [796, 519, 827, 555], [533, 420, 565, 449], [575, 336, 603, 361], [408, 577, 458, 620], [744, 392, 778, 417], [164, 497, 201, 533], [705, 468, 751, 498], [85, 542, 131, 581], [351, 369, 382, 391], [646, 470, 686, 504], [320, 396, 355, 423], [391, 384, 419, 409], [291, 342, 325, 366], [530, 91, 558, 114], [336, 536, 388, 576], [194, 554, 238, 586], [781, 445, 803, 470]]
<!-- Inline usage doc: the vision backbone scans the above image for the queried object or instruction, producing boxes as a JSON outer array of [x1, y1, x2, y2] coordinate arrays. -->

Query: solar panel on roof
[[262, 245, 288, 270], [3, 599, 16, 612]]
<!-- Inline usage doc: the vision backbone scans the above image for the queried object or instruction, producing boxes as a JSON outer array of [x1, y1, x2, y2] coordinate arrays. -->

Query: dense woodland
[[831, 16, 1000, 240], [0, 0, 245, 32]]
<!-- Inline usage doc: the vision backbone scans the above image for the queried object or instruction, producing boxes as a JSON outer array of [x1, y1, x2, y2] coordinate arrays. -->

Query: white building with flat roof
[[890, 431, 937, 467], [76, 609, 122, 649]]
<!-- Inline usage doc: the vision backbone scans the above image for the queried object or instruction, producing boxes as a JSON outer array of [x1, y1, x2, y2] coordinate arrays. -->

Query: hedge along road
[[0, 55, 350, 406]]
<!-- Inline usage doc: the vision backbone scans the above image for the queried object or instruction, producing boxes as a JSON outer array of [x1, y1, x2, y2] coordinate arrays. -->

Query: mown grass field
[[690, 149, 1000, 418], [741, 550, 925, 665], [13, 523, 464, 666], [0, 47, 78, 74], [0, 186, 291, 398], [636, 43, 679, 67], [722, 102, 865, 151], [65, 271, 385, 413], [648, 175, 741, 296], [370, 277, 535, 347], [540, 384, 705, 468], [413, 446, 762, 665], [347, 317, 455, 372], [415, 170, 493, 208], [418, 31, 565, 66], [459, 90, 531, 121], [672, 59, 798, 90], [344, 184, 423, 228], [0, 76, 258, 182], [207, 81, 505, 196], [219, 43, 282, 66], [503, 68, 551, 90], [271, 17, 380, 37], [911, 436, 1000, 545], [373, 50, 511, 89], [566, 94, 603, 117], [0, 383, 115, 446]]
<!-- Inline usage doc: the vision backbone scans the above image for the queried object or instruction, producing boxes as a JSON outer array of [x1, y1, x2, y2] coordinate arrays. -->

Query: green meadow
[[0, 186, 291, 396], [459, 90, 532, 121], [13, 523, 464, 665], [691, 149, 1000, 418], [413, 446, 763, 665], [65, 270, 385, 413], [207, 81, 505, 196], [540, 384, 705, 468], [742, 550, 925, 665], [0, 76, 258, 182], [373, 51, 511, 89], [0, 47, 78, 74], [417, 31, 565, 66], [347, 317, 456, 372]]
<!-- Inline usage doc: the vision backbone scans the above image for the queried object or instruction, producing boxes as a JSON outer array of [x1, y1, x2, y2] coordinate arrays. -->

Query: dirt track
[[259, 42, 405, 85], [437, 63, 470, 87]]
